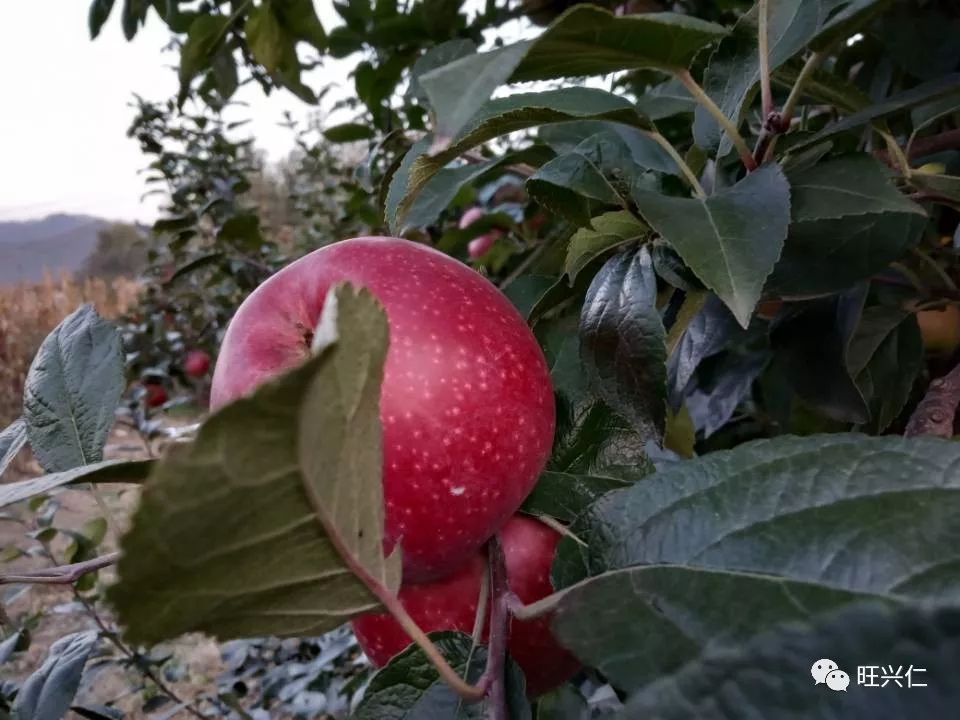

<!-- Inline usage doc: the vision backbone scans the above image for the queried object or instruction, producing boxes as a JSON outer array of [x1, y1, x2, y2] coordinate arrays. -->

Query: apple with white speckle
[[210, 237, 555, 583], [351, 514, 581, 697]]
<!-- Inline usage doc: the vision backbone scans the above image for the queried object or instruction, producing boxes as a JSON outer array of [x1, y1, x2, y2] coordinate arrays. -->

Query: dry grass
[[0, 270, 140, 426]]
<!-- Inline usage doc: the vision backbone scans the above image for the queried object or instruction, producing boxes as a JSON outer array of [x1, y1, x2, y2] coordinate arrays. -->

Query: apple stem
[[484, 534, 511, 720], [505, 587, 570, 620]]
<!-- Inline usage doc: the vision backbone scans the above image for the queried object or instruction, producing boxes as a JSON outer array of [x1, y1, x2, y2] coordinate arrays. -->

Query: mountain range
[[0, 214, 113, 284]]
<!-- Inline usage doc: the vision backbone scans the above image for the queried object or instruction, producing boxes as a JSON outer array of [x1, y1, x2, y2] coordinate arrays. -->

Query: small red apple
[[144, 383, 167, 408], [460, 207, 503, 260], [184, 350, 211, 377], [459, 206, 485, 229], [351, 515, 581, 697], [210, 237, 555, 583]]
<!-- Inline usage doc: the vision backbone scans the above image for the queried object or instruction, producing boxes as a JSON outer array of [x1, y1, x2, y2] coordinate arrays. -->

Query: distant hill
[[0, 214, 113, 284]]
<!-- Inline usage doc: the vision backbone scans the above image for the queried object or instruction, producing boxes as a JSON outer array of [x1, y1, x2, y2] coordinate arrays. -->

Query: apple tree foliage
[[4, 0, 960, 717]]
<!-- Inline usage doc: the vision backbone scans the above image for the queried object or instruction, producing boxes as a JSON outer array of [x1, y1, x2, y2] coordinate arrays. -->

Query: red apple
[[351, 515, 581, 698], [210, 237, 555, 582], [468, 233, 499, 260], [184, 350, 211, 377], [459, 206, 485, 229], [144, 383, 167, 408]]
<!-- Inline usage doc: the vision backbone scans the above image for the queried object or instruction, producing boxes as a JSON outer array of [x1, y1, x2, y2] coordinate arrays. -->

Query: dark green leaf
[[511, 5, 728, 82], [246, 3, 317, 103], [178, 15, 231, 100], [767, 155, 927, 297], [166, 253, 225, 286], [323, 122, 376, 143], [12, 631, 98, 720], [121, 0, 147, 40], [88, 0, 116, 39], [621, 602, 960, 719], [408, 38, 477, 104], [849, 309, 923, 432], [540, 123, 681, 175], [0, 419, 27, 481], [580, 246, 667, 443], [772, 290, 869, 424], [392, 88, 655, 232], [551, 433, 960, 690], [565, 211, 648, 285], [71, 704, 125, 720], [773, 58, 871, 114], [274, 0, 327, 51], [686, 348, 771, 437], [634, 79, 697, 120], [811, 0, 891, 51], [218, 214, 262, 248], [876, 4, 960, 81], [633, 163, 791, 327], [910, 171, 960, 202], [504, 276, 555, 320], [0, 459, 153, 510], [793, 73, 960, 153], [420, 41, 534, 142], [694, 0, 820, 156], [107, 285, 401, 645], [0, 629, 26, 664], [522, 471, 629, 524], [651, 244, 705, 293], [384, 135, 433, 233], [209, 48, 239, 103], [354, 631, 529, 720], [22, 305, 124, 472], [527, 154, 624, 228], [911, 89, 960, 136]]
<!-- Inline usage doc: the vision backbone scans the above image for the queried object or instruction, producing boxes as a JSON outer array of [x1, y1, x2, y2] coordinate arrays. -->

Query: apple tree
[[5, 0, 960, 717]]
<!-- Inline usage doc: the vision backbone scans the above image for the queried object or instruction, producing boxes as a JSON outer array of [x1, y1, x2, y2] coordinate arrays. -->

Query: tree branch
[[875, 129, 960, 167], [905, 362, 960, 438], [0, 552, 120, 585], [483, 535, 511, 720]]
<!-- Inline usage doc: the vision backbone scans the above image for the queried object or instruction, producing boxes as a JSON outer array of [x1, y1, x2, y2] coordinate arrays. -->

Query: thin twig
[[484, 535, 510, 720], [644, 131, 706, 197], [675, 70, 758, 172], [0, 551, 120, 585], [875, 129, 960, 167], [758, 0, 773, 118], [905, 362, 960, 437], [762, 52, 824, 163]]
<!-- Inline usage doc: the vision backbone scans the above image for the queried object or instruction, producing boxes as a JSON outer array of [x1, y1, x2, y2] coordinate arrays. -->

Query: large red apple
[[210, 237, 555, 582], [351, 514, 581, 697], [184, 350, 211, 377]]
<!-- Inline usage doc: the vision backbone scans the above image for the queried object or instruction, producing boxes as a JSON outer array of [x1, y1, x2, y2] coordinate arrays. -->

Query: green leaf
[[663, 403, 695, 458], [521, 471, 629, 524], [773, 58, 871, 114], [354, 631, 529, 720], [694, 0, 821, 156], [504, 276, 555, 321], [178, 14, 231, 101], [686, 348, 771, 437], [633, 163, 791, 327], [0, 459, 153, 510], [565, 211, 648, 285], [246, 3, 316, 103], [120, 0, 147, 40], [793, 72, 960, 153], [323, 122, 376, 143], [811, 0, 891, 51], [420, 41, 534, 143], [22, 305, 124, 473], [911, 88, 960, 136], [274, 0, 327, 51], [510, 5, 728, 82], [408, 38, 477, 105], [12, 631, 99, 720], [401, 146, 553, 233], [620, 602, 960, 719], [634, 79, 697, 120], [88, 0, 116, 39], [0, 419, 27, 481], [539, 123, 681, 175], [580, 246, 667, 444], [910, 171, 960, 203], [550, 433, 960, 690], [772, 291, 870, 424], [767, 155, 927, 297], [527, 154, 624, 228], [849, 309, 923, 432], [107, 284, 401, 645], [384, 135, 433, 233], [392, 88, 655, 232]]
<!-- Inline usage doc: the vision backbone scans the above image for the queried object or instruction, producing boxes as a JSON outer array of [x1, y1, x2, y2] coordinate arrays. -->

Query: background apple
[[144, 383, 167, 408], [184, 349, 211, 377], [917, 306, 960, 355], [351, 514, 581, 697], [459, 206, 504, 260], [210, 237, 555, 582]]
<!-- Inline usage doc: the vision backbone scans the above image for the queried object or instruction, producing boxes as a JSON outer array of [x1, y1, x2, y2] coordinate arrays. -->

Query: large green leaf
[[510, 5, 728, 82], [773, 58, 871, 114], [632, 163, 791, 327], [565, 211, 648, 285], [0, 418, 27, 481], [420, 41, 533, 143], [274, 0, 328, 51], [408, 38, 477, 105], [550, 433, 960, 690], [792, 72, 960, 153], [694, 0, 821, 156], [580, 246, 667, 444], [107, 285, 401, 645], [767, 155, 927, 297], [685, 348, 772, 437], [354, 631, 529, 720], [88, 0, 116, 39], [634, 79, 698, 120], [246, 3, 316, 103], [0, 459, 152, 509], [12, 631, 99, 720], [910, 171, 960, 203], [391, 88, 655, 232], [620, 602, 960, 719], [178, 14, 232, 101], [540, 122, 681, 176], [21, 305, 124, 473]]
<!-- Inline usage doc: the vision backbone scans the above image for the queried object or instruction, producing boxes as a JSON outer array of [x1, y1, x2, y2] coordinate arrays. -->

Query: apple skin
[[144, 383, 167, 408], [351, 515, 581, 698], [184, 350, 211, 377], [917, 306, 960, 355], [210, 237, 555, 583]]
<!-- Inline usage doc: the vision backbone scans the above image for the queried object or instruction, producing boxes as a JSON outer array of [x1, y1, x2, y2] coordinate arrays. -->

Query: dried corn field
[[0, 271, 140, 426]]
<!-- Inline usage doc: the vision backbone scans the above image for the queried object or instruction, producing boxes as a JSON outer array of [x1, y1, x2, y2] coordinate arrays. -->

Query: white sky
[[0, 3, 385, 224]]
